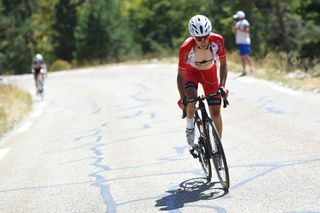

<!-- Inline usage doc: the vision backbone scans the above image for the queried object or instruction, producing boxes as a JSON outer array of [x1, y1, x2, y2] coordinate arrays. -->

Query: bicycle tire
[[195, 121, 212, 182], [198, 138, 212, 181], [38, 75, 44, 99], [206, 120, 230, 190]]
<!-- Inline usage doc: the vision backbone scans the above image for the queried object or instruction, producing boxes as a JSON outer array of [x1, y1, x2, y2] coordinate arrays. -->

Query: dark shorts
[[238, 44, 251, 56], [33, 70, 40, 81]]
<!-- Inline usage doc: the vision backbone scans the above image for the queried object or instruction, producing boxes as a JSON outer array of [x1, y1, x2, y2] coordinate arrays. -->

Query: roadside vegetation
[[0, 84, 32, 138], [227, 51, 320, 93]]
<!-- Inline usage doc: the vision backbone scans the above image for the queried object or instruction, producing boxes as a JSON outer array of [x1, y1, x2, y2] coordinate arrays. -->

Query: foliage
[[49, 59, 72, 71], [31, 0, 58, 63], [0, 0, 319, 74], [52, 0, 78, 61], [74, 0, 137, 62], [0, 0, 35, 74]]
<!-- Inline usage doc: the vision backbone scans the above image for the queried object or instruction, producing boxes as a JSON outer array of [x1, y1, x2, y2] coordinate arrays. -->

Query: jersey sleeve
[[178, 38, 193, 70], [215, 35, 226, 59], [178, 47, 187, 70]]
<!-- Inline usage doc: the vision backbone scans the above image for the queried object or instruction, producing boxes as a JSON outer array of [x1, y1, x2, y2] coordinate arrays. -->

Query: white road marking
[[30, 101, 45, 117], [39, 101, 46, 108], [47, 108, 61, 113], [109, 65, 126, 70], [0, 148, 10, 160], [31, 109, 43, 118], [237, 77, 256, 84], [17, 121, 33, 133], [272, 86, 300, 95], [0, 78, 9, 84], [142, 64, 160, 68]]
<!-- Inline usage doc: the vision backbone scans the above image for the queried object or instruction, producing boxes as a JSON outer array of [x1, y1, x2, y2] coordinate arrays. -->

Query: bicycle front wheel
[[197, 137, 212, 182], [38, 75, 44, 100], [206, 120, 230, 190]]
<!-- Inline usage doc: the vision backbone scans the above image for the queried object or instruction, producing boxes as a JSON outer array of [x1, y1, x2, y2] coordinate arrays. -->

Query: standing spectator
[[232, 10, 254, 76]]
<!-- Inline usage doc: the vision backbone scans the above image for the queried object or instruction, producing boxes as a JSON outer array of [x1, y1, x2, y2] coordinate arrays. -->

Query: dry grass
[[227, 51, 320, 93], [0, 84, 32, 138]]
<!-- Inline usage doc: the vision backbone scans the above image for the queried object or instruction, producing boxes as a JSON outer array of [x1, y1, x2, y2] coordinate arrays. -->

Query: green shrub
[[49, 59, 72, 71]]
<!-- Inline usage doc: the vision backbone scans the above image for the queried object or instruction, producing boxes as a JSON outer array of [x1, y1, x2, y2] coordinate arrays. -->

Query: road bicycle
[[182, 89, 230, 190], [36, 72, 45, 100]]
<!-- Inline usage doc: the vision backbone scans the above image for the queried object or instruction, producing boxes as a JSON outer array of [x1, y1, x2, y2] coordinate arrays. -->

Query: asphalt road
[[0, 64, 320, 213]]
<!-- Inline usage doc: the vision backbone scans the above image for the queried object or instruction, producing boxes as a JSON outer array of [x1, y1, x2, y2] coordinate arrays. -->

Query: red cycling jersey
[[178, 33, 226, 97]]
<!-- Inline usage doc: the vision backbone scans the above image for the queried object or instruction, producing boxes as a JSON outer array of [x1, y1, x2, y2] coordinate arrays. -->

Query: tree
[[52, 0, 78, 62], [30, 0, 59, 64], [0, 0, 35, 74], [75, 0, 136, 62]]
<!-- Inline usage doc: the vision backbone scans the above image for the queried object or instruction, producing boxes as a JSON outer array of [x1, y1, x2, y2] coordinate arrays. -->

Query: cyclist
[[177, 15, 228, 152], [31, 53, 47, 95]]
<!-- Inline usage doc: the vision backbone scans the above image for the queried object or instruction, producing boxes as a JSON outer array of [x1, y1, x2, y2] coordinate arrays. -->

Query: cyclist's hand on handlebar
[[218, 87, 230, 108], [177, 96, 187, 119], [177, 96, 187, 110], [218, 87, 229, 98]]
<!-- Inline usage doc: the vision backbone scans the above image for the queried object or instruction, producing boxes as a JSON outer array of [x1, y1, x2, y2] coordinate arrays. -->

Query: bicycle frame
[[194, 100, 209, 137]]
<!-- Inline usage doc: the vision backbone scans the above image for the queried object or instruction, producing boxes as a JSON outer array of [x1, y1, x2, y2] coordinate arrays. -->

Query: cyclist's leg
[[185, 85, 197, 119], [184, 67, 200, 147], [34, 72, 39, 90], [199, 66, 222, 138], [184, 67, 200, 120], [208, 105, 222, 138], [184, 83, 197, 146]]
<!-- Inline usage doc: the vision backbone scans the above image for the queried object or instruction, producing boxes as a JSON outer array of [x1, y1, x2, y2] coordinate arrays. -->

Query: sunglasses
[[194, 35, 210, 41]]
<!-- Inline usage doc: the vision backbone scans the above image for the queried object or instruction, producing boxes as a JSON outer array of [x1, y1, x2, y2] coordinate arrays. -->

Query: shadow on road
[[155, 177, 228, 211]]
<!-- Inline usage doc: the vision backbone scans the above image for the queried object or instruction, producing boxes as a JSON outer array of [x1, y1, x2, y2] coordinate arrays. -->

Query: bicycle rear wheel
[[206, 120, 230, 190]]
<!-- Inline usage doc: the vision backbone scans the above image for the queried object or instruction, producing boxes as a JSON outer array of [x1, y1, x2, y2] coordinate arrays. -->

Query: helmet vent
[[188, 15, 212, 37]]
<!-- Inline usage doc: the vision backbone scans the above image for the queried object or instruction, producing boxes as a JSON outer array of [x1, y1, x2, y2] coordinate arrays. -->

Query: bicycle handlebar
[[181, 89, 229, 119]]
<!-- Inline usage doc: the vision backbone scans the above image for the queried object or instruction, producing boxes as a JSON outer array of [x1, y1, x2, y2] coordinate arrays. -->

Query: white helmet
[[35, 54, 44, 62], [188, 15, 212, 37]]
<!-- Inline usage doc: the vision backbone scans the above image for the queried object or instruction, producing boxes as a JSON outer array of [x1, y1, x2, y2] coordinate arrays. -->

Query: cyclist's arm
[[219, 57, 228, 88], [177, 68, 186, 100], [40, 63, 48, 77]]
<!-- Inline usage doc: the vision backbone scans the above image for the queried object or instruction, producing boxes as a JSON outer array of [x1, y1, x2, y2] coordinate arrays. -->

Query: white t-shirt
[[235, 19, 251, 45]]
